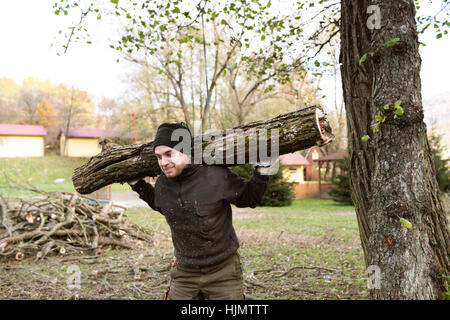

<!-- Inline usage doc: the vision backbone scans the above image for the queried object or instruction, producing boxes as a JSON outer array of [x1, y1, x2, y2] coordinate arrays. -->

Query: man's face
[[154, 145, 190, 178]]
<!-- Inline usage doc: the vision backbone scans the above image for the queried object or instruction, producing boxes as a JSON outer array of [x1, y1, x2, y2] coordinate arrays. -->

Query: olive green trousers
[[165, 251, 244, 300]]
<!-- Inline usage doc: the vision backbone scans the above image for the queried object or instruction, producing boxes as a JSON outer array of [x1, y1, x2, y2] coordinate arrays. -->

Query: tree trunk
[[340, 0, 449, 299], [72, 105, 333, 194]]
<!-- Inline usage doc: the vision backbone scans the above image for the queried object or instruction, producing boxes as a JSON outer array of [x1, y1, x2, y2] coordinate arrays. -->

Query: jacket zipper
[[177, 180, 183, 207]]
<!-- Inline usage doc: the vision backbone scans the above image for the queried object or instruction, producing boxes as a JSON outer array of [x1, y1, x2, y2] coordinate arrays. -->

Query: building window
[[0, 137, 7, 146], [312, 150, 319, 160], [289, 167, 297, 173]]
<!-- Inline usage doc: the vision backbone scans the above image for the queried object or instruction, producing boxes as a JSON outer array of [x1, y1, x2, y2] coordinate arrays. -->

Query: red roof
[[279, 152, 311, 166], [61, 128, 106, 138], [0, 124, 47, 136]]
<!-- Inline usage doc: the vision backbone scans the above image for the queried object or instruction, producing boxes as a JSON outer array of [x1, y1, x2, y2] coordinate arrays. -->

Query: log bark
[[340, 0, 449, 299], [72, 105, 333, 194]]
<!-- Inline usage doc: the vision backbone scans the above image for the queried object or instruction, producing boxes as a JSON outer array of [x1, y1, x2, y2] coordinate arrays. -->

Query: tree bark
[[340, 0, 449, 299], [72, 105, 333, 194]]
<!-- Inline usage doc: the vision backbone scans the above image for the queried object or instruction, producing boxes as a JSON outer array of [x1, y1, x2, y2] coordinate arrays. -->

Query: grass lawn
[[0, 154, 129, 195]]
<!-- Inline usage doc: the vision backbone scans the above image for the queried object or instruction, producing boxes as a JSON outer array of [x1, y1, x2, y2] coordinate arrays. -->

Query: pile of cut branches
[[0, 189, 153, 261]]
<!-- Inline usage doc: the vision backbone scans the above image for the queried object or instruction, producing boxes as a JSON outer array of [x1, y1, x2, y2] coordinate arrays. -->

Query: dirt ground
[[0, 234, 366, 300], [98, 191, 148, 208]]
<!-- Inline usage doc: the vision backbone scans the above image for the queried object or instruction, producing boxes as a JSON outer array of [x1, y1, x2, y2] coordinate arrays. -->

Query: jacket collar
[[171, 163, 200, 182]]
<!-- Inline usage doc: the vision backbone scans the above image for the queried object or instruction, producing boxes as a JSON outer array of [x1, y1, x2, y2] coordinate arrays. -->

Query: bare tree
[[18, 87, 43, 124]]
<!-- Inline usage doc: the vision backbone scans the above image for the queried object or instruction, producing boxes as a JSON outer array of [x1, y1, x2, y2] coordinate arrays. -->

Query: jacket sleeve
[[130, 180, 161, 213], [223, 167, 270, 208]]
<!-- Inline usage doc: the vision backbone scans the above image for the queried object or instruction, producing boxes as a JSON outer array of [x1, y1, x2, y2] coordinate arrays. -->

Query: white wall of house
[[60, 136, 102, 157], [0, 135, 45, 157]]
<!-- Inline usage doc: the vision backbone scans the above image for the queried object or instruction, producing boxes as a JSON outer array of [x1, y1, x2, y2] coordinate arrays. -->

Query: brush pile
[[0, 189, 153, 261]]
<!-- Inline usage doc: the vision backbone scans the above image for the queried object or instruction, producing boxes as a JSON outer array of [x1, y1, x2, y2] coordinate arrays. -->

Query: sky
[[0, 0, 448, 107], [0, 0, 130, 102]]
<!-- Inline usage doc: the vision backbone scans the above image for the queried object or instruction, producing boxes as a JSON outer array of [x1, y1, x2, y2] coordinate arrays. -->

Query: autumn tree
[[36, 98, 56, 129], [0, 77, 96, 150], [18, 78, 47, 124], [0, 78, 21, 123]]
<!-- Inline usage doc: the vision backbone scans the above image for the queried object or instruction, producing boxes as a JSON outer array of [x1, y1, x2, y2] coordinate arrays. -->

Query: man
[[129, 122, 271, 300]]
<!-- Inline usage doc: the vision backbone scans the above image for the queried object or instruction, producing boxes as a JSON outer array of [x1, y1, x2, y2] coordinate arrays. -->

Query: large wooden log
[[72, 105, 333, 194]]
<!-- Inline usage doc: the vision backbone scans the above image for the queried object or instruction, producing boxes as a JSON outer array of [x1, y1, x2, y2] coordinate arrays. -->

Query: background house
[[280, 147, 349, 199], [315, 149, 349, 180], [0, 124, 47, 157], [59, 128, 106, 157], [312, 148, 349, 199], [279, 152, 311, 183], [302, 146, 327, 181], [278, 151, 317, 199]]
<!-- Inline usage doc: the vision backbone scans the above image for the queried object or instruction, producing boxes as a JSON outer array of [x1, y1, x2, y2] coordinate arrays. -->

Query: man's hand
[[253, 158, 279, 175]]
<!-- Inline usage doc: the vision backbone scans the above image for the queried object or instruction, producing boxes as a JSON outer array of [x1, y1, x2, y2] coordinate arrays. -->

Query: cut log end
[[15, 252, 25, 261], [315, 107, 334, 146]]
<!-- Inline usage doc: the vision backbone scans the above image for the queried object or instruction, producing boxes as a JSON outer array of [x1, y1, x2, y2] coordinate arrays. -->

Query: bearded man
[[129, 122, 271, 300]]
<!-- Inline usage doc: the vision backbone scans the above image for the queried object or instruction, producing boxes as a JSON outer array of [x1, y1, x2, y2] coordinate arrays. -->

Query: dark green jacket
[[131, 164, 269, 267]]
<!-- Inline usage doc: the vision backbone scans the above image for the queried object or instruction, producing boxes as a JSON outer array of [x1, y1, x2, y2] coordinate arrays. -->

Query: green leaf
[[110, 0, 119, 4], [384, 37, 400, 47], [383, 104, 390, 110], [394, 106, 404, 116], [375, 115, 383, 122], [394, 100, 402, 106], [359, 53, 368, 65], [371, 122, 379, 133], [361, 135, 370, 142], [399, 217, 412, 229]]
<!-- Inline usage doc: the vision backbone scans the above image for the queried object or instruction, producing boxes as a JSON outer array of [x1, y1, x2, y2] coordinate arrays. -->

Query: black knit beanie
[[152, 122, 192, 153]]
